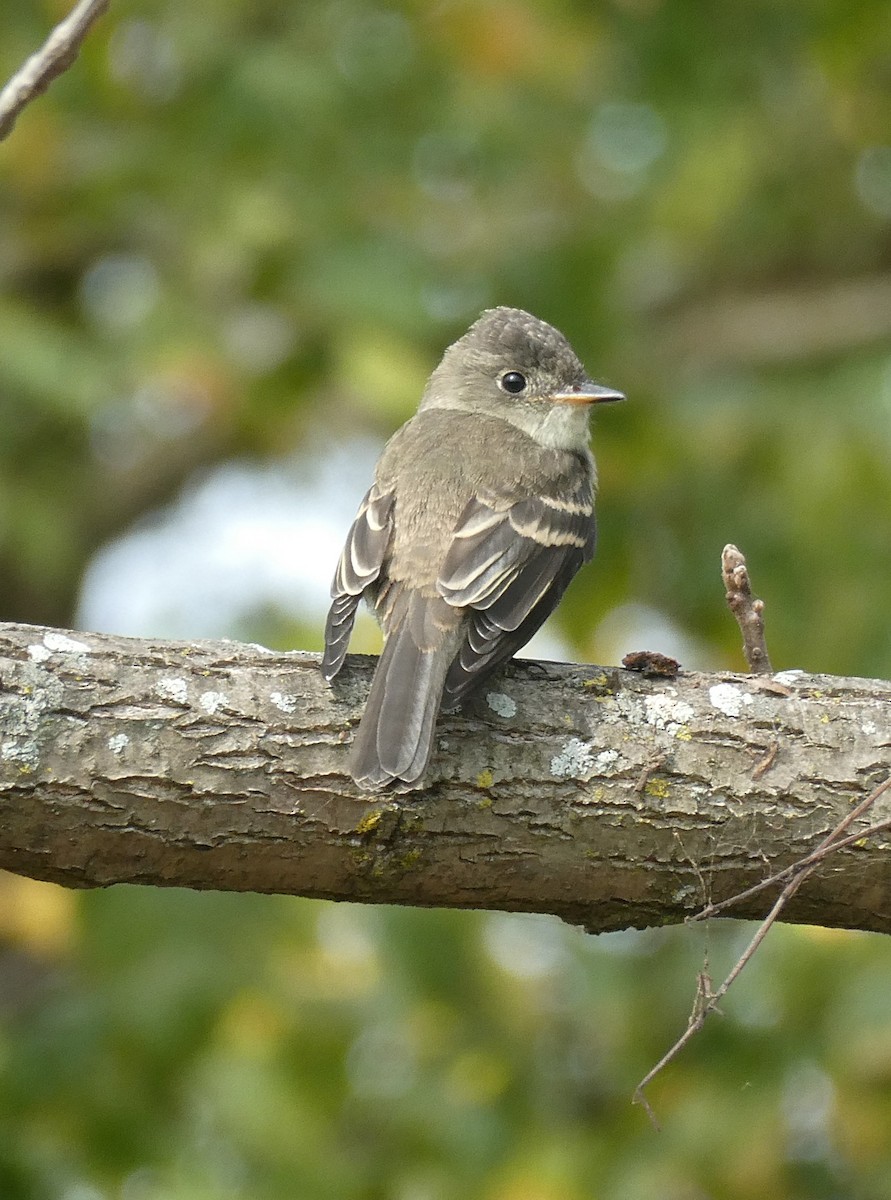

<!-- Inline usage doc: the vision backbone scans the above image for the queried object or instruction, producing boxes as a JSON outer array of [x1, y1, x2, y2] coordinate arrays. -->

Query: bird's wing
[[437, 478, 596, 709], [321, 484, 395, 682]]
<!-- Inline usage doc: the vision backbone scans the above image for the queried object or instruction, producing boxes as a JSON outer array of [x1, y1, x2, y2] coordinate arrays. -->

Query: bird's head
[[420, 306, 623, 450]]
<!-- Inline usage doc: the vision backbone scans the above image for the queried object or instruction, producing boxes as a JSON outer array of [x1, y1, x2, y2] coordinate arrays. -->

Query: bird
[[321, 306, 624, 790]]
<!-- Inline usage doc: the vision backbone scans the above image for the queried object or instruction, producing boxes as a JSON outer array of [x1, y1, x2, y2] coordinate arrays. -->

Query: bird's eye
[[499, 371, 527, 394]]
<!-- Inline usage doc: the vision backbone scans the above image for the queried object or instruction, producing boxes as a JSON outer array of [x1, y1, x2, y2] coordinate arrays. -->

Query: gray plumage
[[321, 306, 623, 790]]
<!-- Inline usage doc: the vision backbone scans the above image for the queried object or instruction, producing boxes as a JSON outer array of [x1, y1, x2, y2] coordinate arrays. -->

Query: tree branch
[[1, 620, 889, 935], [0, 0, 110, 142], [657, 274, 891, 365]]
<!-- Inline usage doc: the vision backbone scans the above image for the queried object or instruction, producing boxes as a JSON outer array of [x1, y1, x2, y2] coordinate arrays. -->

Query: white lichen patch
[[644, 692, 695, 731], [243, 641, 275, 655], [199, 690, 227, 715], [1, 739, 38, 767], [550, 737, 596, 779], [156, 677, 188, 704], [773, 669, 805, 685], [672, 884, 700, 905], [1, 681, 53, 770], [270, 691, 296, 714], [486, 692, 517, 719], [595, 749, 620, 771], [43, 631, 91, 654], [27, 644, 52, 663], [862, 721, 878, 736], [108, 733, 130, 755], [0, 659, 72, 773], [709, 683, 753, 718]]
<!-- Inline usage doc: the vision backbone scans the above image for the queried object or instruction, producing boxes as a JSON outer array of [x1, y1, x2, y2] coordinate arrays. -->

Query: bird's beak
[[550, 379, 626, 406]]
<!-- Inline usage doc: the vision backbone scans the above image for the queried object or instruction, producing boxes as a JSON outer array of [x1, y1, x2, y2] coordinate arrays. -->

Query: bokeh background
[[2, 1, 891, 1197]]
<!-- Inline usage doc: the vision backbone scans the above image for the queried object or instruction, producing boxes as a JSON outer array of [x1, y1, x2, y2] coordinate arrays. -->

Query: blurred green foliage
[[1, 0, 891, 1196], [3, 879, 891, 1200]]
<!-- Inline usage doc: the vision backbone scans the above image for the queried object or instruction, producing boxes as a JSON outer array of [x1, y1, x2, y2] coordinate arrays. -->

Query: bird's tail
[[350, 592, 458, 791]]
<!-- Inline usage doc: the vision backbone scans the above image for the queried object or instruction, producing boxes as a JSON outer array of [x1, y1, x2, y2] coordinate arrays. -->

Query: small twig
[[634, 753, 667, 795], [751, 740, 779, 780], [691, 816, 891, 923], [692, 775, 891, 922], [0, 0, 110, 141], [633, 773, 891, 1122], [722, 544, 772, 674], [635, 854, 816, 1123]]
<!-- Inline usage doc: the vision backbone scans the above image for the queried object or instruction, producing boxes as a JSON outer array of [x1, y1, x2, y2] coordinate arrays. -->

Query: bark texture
[[0, 621, 889, 935]]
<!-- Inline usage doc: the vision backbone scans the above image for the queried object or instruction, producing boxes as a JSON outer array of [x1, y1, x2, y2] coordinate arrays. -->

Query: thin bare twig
[[722, 544, 772, 673], [634, 854, 821, 1124], [633, 773, 891, 1123], [692, 775, 891, 922], [752, 740, 779, 779], [634, 753, 667, 795], [0, 0, 110, 142]]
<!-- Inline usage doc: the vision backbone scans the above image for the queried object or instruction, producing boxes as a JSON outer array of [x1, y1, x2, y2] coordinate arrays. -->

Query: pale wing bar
[[437, 481, 596, 708]]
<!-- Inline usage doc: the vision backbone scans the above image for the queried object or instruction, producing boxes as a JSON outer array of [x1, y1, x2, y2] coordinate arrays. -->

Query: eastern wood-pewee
[[322, 306, 623, 790]]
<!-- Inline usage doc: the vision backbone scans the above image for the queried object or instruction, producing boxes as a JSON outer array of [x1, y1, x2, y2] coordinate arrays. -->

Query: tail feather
[[350, 593, 458, 790]]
